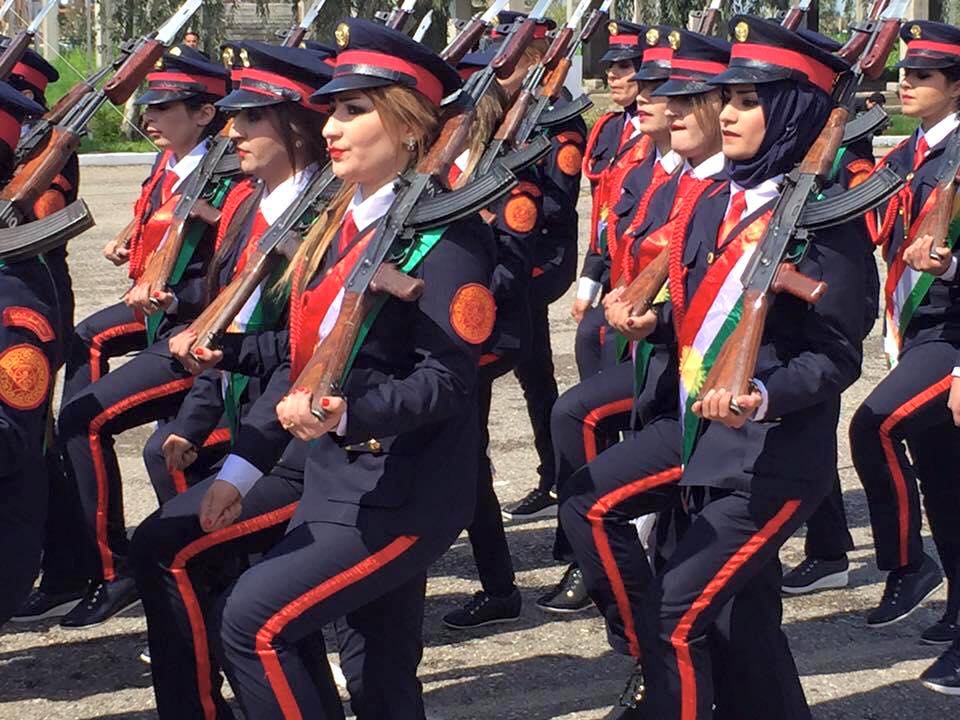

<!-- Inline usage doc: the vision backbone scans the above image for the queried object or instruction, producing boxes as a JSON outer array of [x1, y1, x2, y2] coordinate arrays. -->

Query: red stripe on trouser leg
[[89, 378, 194, 581], [671, 499, 801, 720], [171, 502, 299, 720], [583, 398, 634, 462], [878, 375, 952, 567], [172, 428, 233, 495], [88, 322, 145, 383], [587, 467, 682, 658], [255, 535, 419, 720]]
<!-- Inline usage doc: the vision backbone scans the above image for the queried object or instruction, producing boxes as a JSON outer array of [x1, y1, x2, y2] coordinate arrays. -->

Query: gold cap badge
[[910, 24, 922, 39], [734, 21, 749, 42], [608, 21, 618, 35], [221, 46, 234, 67], [239, 47, 250, 68], [646, 27, 659, 46], [668, 30, 681, 50], [169, 45, 182, 57], [335, 22, 350, 48]]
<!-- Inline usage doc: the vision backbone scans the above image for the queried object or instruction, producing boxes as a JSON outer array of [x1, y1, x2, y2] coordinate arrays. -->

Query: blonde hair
[[691, 89, 723, 158], [280, 85, 442, 294], [454, 83, 508, 188]]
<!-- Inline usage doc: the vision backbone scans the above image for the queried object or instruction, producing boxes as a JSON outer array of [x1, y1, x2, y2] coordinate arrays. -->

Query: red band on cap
[[731, 43, 836, 93], [0, 109, 20, 149], [670, 58, 726, 75], [12, 62, 47, 92], [907, 39, 960, 57], [609, 34, 641, 46], [240, 67, 327, 112], [336, 49, 444, 105], [642, 47, 673, 63], [147, 71, 227, 97]]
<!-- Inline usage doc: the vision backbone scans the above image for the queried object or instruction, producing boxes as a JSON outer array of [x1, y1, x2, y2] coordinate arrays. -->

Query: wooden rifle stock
[[781, 7, 806, 30], [799, 106, 849, 177], [442, 17, 488, 64], [542, 57, 572, 101], [698, 9, 720, 35], [493, 19, 536, 79], [771, 262, 827, 303], [0, 31, 35, 81], [914, 179, 959, 259], [541, 27, 573, 70], [860, 19, 901, 80], [698, 288, 768, 413], [1, 127, 81, 212], [495, 90, 534, 142], [103, 39, 165, 104], [285, 26, 307, 48], [620, 247, 669, 316], [45, 83, 95, 124], [420, 108, 476, 178], [581, 6, 607, 41], [836, 0, 889, 63]]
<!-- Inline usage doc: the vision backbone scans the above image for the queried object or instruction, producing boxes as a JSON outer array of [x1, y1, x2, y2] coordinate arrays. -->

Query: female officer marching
[[851, 21, 960, 643], [615, 17, 867, 718], [136, 19, 495, 719]]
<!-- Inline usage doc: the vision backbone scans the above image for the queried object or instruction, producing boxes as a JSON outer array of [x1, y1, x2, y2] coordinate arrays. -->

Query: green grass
[[47, 49, 155, 154], [883, 114, 920, 136]]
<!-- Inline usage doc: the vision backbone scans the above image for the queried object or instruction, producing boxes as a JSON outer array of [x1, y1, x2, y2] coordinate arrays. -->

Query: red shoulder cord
[[127, 155, 171, 279], [214, 178, 258, 254], [616, 164, 678, 284]]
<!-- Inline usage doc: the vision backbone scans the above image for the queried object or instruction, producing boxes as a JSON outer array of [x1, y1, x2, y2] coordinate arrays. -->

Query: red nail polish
[[195, 348, 206, 358], [321, 397, 330, 408], [152, 291, 161, 298]]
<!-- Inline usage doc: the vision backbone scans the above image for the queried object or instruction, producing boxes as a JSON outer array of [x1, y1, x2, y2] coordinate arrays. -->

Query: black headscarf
[[726, 79, 834, 188]]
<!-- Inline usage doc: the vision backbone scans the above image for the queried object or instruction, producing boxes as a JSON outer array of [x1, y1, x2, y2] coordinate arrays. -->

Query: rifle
[[472, 0, 602, 179], [188, 0, 542, 359], [692, 0, 723, 35], [280, 0, 329, 49], [696, 1, 907, 414], [0, 0, 58, 81], [836, 0, 889, 63], [441, 0, 510, 64], [780, 0, 812, 30], [0, 0, 201, 230], [382, 0, 418, 32]]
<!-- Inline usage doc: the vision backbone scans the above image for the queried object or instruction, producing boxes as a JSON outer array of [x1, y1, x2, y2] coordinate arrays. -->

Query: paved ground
[[0, 165, 957, 719]]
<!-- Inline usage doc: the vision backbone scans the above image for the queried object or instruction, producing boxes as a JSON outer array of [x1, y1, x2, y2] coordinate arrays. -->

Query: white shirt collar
[[656, 148, 683, 174], [919, 112, 959, 151], [165, 141, 207, 194], [730, 175, 783, 217], [259, 163, 318, 225], [687, 152, 726, 180], [348, 181, 397, 233]]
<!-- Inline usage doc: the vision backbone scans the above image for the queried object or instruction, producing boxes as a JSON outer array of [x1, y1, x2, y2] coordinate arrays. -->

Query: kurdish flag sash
[[883, 186, 960, 366], [676, 211, 771, 465]]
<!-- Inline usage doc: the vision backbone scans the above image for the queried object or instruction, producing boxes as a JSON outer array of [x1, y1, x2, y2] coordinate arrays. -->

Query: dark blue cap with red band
[[217, 41, 332, 113], [137, 46, 230, 106], [302, 40, 338, 67], [312, 18, 460, 106], [0, 80, 42, 151], [897, 20, 960, 69], [655, 30, 730, 97], [457, 43, 497, 81], [708, 15, 849, 94], [601, 20, 646, 64], [0, 36, 56, 104], [632, 25, 675, 82]]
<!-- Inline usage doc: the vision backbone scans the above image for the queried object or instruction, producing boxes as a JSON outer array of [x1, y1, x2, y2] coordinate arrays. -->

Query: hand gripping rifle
[[915, 119, 960, 260], [695, 7, 906, 415], [0, 0, 58, 81], [0, 0, 202, 233], [471, 0, 602, 179], [441, 0, 510, 64], [615, 0, 906, 322], [691, 0, 723, 36]]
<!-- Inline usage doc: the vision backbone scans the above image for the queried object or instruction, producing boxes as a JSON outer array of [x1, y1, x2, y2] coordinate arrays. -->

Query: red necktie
[[913, 136, 929, 171], [717, 190, 748, 250], [234, 211, 269, 275], [338, 210, 359, 254], [159, 170, 178, 205]]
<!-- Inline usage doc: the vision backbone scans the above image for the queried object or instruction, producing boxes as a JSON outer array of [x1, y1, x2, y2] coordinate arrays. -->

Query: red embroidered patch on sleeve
[[449, 283, 496, 345], [557, 144, 584, 176], [3, 307, 55, 342], [503, 193, 538, 233], [0, 343, 50, 410]]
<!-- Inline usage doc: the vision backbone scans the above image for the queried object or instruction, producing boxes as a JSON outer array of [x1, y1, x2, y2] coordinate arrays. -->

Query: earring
[[294, 139, 303, 149], [404, 138, 416, 152]]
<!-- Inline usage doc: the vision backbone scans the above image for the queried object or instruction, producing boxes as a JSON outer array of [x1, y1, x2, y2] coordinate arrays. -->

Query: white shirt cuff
[[576, 277, 603, 305], [952, 367, 960, 378], [336, 409, 348, 436], [750, 378, 770, 422], [941, 256, 959, 282], [219, 454, 263, 498]]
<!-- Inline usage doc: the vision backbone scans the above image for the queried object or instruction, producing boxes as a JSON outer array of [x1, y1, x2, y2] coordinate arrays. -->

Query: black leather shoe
[[442, 588, 521, 630], [60, 577, 140, 629], [921, 616, 960, 645], [866, 554, 942, 627], [502, 487, 558, 522], [536, 564, 593, 614], [11, 587, 84, 622], [920, 640, 960, 696], [781, 556, 849, 595]]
